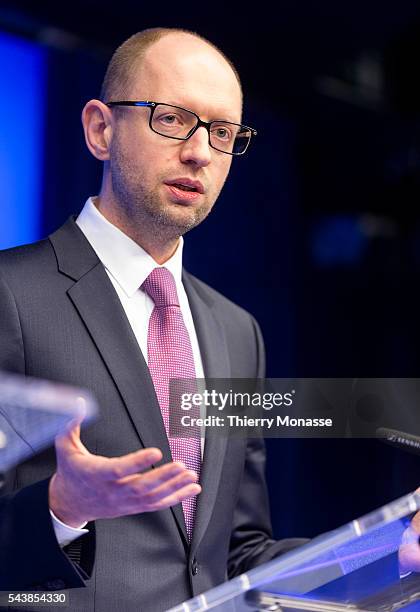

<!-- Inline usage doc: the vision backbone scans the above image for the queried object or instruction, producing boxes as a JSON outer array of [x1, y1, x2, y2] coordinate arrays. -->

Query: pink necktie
[[142, 267, 201, 540]]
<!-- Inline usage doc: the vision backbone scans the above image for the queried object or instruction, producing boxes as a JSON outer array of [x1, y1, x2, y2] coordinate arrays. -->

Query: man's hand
[[398, 489, 420, 575], [49, 419, 201, 527]]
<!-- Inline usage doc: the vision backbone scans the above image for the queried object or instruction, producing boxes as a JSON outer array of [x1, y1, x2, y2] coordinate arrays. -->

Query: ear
[[81, 100, 113, 161]]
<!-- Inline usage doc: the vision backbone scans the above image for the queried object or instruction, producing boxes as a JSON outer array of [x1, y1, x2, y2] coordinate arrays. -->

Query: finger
[[63, 399, 87, 436], [103, 447, 163, 480], [118, 461, 187, 488], [140, 469, 199, 501], [411, 510, 420, 533], [74, 395, 88, 422], [146, 483, 202, 511], [55, 418, 86, 454], [399, 543, 420, 573]]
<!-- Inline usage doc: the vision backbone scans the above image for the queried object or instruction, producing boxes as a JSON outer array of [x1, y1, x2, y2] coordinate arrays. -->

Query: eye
[[158, 113, 183, 126], [162, 114, 177, 124], [217, 128, 229, 139], [211, 125, 233, 142]]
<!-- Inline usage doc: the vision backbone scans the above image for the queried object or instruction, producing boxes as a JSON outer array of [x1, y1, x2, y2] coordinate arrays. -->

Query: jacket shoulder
[[0, 238, 55, 277]]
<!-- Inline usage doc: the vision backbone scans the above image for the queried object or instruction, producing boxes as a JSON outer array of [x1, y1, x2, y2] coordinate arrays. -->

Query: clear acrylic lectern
[[170, 492, 420, 612], [0, 371, 97, 472]]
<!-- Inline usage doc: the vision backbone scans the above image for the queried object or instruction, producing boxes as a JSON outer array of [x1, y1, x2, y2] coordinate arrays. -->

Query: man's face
[[107, 34, 243, 238]]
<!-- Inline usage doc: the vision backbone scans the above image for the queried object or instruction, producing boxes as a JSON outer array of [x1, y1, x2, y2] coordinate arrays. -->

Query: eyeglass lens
[[152, 104, 251, 154]]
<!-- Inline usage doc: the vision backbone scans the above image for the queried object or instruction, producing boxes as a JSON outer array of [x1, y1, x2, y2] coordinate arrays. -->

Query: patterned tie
[[142, 267, 201, 540]]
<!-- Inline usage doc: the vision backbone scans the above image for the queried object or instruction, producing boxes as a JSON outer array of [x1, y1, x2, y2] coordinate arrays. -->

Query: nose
[[179, 126, 211, 168]]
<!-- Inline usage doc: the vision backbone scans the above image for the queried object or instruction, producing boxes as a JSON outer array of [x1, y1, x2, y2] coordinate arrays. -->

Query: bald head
[[100, 28, 242, 107], [82, 28, 246, 263]]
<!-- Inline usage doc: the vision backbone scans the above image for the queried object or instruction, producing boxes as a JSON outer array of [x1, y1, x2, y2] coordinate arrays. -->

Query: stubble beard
[[110, 148, 215, 243]]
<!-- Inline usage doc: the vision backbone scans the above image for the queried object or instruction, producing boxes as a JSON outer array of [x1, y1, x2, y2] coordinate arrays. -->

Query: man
[[0, 28, 306, 611]]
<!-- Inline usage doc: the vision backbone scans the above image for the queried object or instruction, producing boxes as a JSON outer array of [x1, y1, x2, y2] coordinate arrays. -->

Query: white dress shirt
[[51, 196, 205, 547]]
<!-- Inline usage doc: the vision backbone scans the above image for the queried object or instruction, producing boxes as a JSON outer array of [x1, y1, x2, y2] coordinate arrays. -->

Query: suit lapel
[[67, 267, 171, 457], [183, 272, 231, 552], [49, 218, 188, 542]]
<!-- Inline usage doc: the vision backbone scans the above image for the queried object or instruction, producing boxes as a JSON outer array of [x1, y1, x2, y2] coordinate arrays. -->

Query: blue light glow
[[0, 31, 45, 249]]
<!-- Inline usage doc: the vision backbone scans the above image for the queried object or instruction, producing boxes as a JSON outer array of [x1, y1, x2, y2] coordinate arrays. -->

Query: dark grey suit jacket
[[0, 218, 305, 611]]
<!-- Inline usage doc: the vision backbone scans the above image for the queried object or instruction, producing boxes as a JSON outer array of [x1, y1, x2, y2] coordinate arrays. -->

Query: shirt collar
[[76, 197, 184, 298]]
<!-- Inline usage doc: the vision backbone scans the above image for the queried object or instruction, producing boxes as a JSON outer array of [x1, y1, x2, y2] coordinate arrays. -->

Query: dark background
[[2, 0, 420, 539]]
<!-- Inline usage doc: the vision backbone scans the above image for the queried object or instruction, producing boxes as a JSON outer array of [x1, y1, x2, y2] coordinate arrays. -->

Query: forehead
[[128, 34, 242, 122]]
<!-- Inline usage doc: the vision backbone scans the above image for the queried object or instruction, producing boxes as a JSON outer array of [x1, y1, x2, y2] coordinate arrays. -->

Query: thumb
[[55, 413, 88, 454]]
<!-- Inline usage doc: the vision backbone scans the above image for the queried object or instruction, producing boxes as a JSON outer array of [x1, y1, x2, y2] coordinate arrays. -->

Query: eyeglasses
[[106, 100, 257, 156]]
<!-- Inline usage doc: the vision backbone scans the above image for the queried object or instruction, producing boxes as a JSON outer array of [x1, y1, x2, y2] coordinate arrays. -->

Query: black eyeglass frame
[[106, 100, 257, 156]]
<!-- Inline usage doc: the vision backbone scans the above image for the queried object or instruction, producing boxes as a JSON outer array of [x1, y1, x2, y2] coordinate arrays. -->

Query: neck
[[93, 195, 180, 265]]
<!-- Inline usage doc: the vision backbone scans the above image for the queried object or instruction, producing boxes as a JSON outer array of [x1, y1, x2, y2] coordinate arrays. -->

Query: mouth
[[164, 178, 205, 204], [164, 178, 205, 194]]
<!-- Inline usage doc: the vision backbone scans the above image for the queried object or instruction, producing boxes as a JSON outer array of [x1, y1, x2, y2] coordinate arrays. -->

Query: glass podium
[[0, 371, 97, 472], [170, 492, 420, 612]]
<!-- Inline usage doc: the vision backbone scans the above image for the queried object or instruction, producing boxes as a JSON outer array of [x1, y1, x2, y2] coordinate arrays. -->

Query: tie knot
[[142, 267, 180, 308]]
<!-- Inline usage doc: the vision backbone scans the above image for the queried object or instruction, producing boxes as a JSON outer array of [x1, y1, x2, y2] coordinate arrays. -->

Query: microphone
[[376, 427, 420, 456]]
